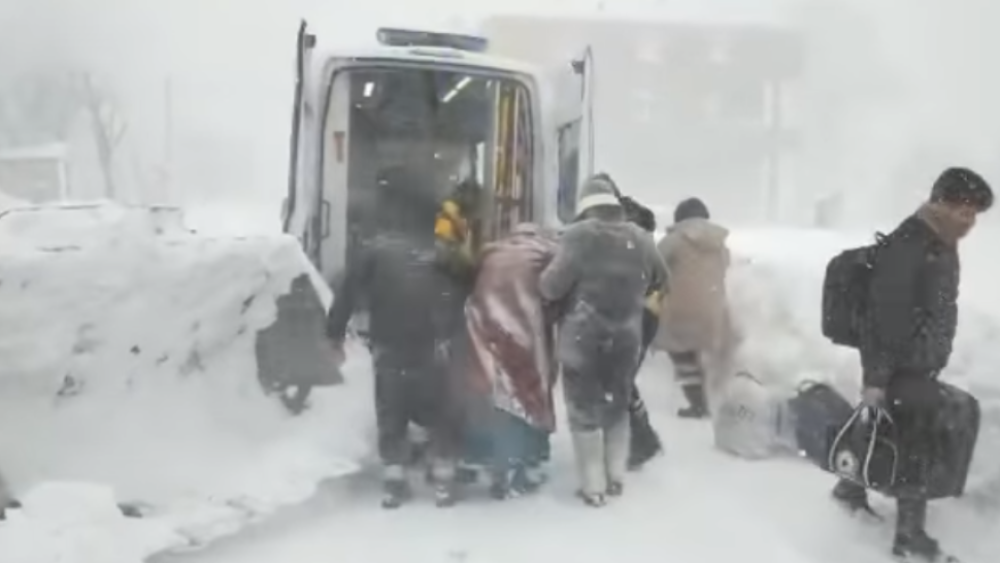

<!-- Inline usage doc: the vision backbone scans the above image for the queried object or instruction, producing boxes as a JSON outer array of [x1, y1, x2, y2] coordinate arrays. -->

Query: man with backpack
[[823, 167, 992, 561]]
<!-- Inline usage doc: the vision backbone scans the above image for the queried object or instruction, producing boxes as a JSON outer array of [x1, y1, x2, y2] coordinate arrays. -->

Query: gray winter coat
[[539, 217, 667, 428]]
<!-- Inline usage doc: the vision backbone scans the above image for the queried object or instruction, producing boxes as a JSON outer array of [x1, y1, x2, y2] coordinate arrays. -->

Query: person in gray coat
[[540, 176, 667, 507]]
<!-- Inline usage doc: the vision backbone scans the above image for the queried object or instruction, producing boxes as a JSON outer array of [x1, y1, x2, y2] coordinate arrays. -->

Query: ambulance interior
[[336, 66, 535, 256]]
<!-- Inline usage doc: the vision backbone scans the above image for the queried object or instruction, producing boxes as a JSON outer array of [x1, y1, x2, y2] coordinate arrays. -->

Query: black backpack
[[820, 232, 889, 348]]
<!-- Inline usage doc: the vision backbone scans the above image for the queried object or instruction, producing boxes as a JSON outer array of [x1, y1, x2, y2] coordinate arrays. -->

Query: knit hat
[[674, 197, 710, 223], [930, 167, 993, 212], [592, 172, 622, 198], [576, 175, 621, 218]]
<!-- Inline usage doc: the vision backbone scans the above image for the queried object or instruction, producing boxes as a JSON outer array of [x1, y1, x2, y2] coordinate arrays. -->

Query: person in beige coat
[[654, 198, 736, 418]]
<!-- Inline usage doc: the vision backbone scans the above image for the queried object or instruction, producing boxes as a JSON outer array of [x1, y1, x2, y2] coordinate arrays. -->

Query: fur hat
[[576, 176, 621, 218], [930, 167, 993, 212]]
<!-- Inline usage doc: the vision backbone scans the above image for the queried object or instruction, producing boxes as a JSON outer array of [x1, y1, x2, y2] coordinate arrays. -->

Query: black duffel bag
[[790, 381, 898, 492], [828, 406, 899, 492]]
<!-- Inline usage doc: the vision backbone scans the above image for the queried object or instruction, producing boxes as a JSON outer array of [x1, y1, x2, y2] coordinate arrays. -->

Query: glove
[[859, 386, 891, 424], [861, 386, 885, 407]]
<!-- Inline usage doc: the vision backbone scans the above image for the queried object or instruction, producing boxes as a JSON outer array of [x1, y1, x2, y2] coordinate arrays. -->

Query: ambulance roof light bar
[[376, 28, 489, 53]]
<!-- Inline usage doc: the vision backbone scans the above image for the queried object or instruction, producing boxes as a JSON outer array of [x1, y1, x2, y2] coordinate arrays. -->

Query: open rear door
[[548, 46, 595, 224], [282, 20, 317, 259]]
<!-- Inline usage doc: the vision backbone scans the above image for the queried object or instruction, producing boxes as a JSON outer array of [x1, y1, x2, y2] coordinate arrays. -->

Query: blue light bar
[[376, 28, 489, 53]]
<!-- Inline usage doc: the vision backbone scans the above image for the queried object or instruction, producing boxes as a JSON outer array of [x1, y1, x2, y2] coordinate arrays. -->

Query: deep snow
[[2, 211, 1000, 563], [0, 203, 369, 562], [152, 226, 1000, 563]]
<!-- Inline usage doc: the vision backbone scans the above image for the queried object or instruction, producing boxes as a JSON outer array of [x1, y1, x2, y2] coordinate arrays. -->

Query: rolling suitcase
[[788, 381, 854, 467], [926, 382, 980, 499]]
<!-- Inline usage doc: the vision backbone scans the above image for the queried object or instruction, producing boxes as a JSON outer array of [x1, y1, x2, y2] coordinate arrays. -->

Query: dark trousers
[[630, 309, 659, 410], [372, 345, 455, 469]]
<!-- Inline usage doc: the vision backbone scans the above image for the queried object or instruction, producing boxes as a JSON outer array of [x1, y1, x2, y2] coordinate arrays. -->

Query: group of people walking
[[324, 162, 995, 563], [325, 170, 736, 509]]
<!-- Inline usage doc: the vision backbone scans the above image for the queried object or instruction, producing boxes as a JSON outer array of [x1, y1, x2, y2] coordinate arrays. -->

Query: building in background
[[0, 143, 69, 204], [482, 11, 802, 224]]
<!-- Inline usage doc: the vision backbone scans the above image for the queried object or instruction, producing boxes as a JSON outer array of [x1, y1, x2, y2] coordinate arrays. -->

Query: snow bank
[[0, 203, 370, 562]]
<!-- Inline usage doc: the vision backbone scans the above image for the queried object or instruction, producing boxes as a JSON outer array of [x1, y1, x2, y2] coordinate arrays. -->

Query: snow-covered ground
[[2, 210, 1000, 563]]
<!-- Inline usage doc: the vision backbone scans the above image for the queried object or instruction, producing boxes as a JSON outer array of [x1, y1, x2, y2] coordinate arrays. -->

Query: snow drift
[[0, 203, 370, 562]]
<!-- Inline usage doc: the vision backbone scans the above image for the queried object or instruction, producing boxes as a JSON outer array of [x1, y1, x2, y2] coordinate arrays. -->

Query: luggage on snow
[[712, 371, 796, 459], [791, 380, 980, 499]]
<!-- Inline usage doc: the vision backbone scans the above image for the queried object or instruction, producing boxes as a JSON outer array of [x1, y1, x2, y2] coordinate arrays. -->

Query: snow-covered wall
[[0, 204, 368, 561]]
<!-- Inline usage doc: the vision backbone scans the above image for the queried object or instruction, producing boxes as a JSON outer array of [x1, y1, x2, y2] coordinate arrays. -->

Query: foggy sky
[[1, 0, 998, 230]]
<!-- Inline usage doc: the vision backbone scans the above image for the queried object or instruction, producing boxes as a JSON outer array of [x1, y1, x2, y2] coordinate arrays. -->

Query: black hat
[[930, 167, 993, 212], [674, 197, 710, 223]]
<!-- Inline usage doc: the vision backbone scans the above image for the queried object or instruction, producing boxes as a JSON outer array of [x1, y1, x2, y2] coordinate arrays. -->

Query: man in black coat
[[592, 173, 664, 470], [327, 169, 461, 509], [832, 167, 992, 561]]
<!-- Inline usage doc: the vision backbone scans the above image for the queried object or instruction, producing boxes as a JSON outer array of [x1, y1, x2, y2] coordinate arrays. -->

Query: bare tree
[[80, 73, 127, 199]]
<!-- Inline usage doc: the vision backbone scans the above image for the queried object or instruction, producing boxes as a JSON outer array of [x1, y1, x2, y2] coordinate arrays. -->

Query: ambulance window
[[557, 120, 581, 223]]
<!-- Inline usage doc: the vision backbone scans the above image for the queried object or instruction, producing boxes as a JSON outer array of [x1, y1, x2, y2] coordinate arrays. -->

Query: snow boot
[[605, 416, 630, 497], [279, 384, 312, 414], [678, 384, 709, 419], [571, 429, 608, 507], [381, 465, 412, 509], [0, 499, 21, 521], [510, 465, 542, 495], [432, 461, 460, 508], [627, 400, 663, 470], [832, 479, 882, 520], [892, 499, 955, 561], [381, 479, 412, 509]]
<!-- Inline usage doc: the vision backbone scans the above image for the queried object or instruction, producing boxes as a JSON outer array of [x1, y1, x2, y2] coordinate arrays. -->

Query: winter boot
[[832, 479, 881, 519], [431, 460, 460, 508], [892, 498, 953, 561], [571, 429, 608, 507], [279, 384, 312, 414], [381, 465, 412, 509], [510, 464, 543, 495], [677, 384, 709, 419], [0, 499, 20, 521], [627, 399, 663, 470], [604, 416, 630, 497]]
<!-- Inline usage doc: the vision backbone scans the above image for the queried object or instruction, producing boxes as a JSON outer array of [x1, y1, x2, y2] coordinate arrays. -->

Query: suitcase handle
[[828, 405, 897, 489]]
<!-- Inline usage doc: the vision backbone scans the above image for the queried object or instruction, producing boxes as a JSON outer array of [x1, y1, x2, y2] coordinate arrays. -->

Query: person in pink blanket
[[461, 223, 560, 499]]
